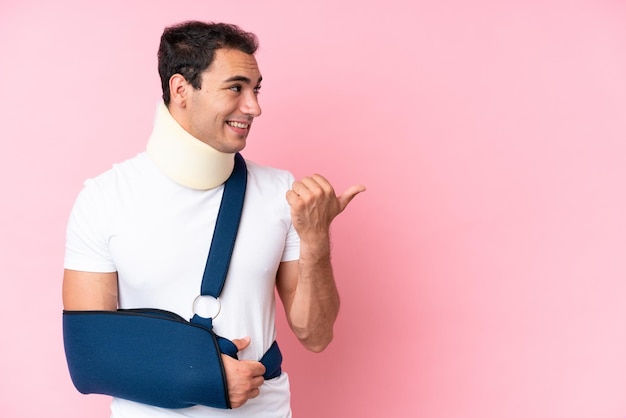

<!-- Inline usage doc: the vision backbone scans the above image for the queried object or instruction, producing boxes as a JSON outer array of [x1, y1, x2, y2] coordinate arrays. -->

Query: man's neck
[[146, 102, 235, 190]]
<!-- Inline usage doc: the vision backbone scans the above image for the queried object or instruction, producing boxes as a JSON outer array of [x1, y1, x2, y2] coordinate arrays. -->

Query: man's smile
[[226, 121, 250, 129]]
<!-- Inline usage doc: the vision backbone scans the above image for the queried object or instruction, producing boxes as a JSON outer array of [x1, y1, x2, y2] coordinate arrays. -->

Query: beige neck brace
[[146, 102, 235, 190]]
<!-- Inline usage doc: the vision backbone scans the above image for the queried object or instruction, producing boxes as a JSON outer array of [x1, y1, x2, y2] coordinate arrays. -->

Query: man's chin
[[222, 139, 247, 154]]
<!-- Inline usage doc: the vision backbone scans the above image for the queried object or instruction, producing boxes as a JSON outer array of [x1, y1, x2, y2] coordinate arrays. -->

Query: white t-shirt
[[65, 152, 299, 417]]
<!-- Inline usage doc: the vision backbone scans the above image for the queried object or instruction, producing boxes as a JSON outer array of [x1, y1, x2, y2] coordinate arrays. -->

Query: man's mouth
[[226, 121, 250, 129]]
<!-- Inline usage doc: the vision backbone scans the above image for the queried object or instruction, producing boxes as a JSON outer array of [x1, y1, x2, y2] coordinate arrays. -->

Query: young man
[[62, 21, 364, 417]]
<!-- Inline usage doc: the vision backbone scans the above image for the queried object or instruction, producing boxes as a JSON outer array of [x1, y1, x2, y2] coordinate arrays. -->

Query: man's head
[[158, 21, 258, 106], [158, 21, 263, 153]]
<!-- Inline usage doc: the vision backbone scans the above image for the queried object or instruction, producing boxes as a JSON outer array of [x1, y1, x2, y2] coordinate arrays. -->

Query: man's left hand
[[286, 174, 365, 241]]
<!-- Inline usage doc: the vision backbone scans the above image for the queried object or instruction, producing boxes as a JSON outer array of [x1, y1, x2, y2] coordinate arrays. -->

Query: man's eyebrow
[[224, 75, 263, 85]]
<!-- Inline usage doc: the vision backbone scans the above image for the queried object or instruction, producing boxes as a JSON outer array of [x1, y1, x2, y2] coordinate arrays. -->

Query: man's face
[[184, 48, 262, 153]]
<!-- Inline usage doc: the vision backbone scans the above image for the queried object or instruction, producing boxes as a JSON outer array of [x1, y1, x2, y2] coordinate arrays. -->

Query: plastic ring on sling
[[192, 295, 221, 319]]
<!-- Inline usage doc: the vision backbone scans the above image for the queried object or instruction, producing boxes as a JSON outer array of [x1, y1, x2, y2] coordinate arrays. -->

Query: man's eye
[[229, 85, 242, 92], [253, 85, 262, 94]]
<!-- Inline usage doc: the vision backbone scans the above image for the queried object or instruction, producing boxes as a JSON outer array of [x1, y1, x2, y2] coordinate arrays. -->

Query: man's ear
[[169, 74, 189, 108]]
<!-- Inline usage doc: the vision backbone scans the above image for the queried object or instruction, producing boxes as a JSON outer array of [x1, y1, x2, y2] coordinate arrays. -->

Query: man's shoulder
[[86, 153, 150, 185], [244, 158, 292, 180], [244, 158, 295, 192], [78, 153, 155, 201]]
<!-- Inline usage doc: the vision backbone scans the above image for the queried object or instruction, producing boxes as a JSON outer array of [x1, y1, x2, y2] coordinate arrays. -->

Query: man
[[62, 21, 364, 417]]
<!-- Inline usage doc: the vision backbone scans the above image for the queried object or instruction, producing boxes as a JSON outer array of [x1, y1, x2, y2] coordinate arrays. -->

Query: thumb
[[231, 336, 251, 352], [338, 184, 366, 212]]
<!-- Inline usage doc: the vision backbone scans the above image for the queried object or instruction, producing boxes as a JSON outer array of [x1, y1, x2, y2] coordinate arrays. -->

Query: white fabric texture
[[65, 151, 299, 417]]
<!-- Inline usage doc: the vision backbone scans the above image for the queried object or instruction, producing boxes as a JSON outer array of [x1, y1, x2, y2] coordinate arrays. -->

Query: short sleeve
[[64, 179, 117, 272], [280, 171, 300, 262]]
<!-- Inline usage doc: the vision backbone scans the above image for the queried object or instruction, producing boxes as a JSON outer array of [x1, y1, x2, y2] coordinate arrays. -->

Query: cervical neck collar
[[146, 102, 235, 190]]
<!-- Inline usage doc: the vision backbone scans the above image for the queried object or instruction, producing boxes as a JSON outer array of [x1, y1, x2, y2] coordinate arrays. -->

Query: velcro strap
[[260, 340, 282, 379], [192, 313, 282, 379]]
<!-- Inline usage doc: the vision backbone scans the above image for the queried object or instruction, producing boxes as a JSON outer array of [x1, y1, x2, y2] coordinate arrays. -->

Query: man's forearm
[[282, 174, 364, 351], [288, 236, 340, 352]]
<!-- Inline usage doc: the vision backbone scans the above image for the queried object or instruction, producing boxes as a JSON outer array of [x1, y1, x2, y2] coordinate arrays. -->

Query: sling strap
[[191, 152, 282, 378], [200, 152, 247, 298]]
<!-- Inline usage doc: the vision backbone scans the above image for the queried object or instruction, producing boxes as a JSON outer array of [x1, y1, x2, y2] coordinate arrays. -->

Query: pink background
[[1, 0, 626, 417]]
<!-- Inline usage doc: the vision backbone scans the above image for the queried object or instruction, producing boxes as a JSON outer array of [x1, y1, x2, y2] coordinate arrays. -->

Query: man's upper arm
[[275, 261, 298, 315], [63, 269, 118, 310]]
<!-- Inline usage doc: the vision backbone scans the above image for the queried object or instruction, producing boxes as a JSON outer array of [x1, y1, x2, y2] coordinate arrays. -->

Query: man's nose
[[241, 92, 262, 117]]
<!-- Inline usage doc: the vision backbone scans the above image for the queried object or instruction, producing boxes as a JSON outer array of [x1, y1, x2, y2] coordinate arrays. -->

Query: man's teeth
[[227, 121, 248, 129]]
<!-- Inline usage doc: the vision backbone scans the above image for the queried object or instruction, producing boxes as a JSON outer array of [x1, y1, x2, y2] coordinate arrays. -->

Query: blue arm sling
[[63, 153, 282, 409]]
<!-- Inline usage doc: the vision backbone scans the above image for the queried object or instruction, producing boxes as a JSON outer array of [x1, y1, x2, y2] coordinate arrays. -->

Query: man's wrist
[[298, 236, 331, 263]]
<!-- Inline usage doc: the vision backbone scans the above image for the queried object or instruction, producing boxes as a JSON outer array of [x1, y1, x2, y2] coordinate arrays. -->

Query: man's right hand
[[221, 337, 266, 408]]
